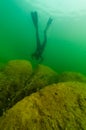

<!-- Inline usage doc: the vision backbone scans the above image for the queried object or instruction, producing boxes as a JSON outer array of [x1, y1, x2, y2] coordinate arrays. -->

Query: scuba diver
[[31, 11, 53, 62]]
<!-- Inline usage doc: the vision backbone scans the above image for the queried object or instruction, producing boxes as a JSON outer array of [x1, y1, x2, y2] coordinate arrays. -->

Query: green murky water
[[0, 0, 86, 74]]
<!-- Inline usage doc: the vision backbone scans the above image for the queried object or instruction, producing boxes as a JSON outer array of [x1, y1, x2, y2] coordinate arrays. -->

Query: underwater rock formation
[[0, 60, 58, 116], [58, 71, 86, 82], [0, 82, 86, 130], [0, 60, 32, 116], [11, 64, 58, 107], [0, 72, 8, 116], [4, 60, 32, 81], [25, 64, 58, 93]]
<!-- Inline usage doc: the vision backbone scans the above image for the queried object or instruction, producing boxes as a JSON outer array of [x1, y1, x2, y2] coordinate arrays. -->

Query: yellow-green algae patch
[[23, 64, 58, 93], [4, 60, 32, 80], [0, 82, 86, 130], [12, 64, 58, 106], [0, 60, 32, 115]]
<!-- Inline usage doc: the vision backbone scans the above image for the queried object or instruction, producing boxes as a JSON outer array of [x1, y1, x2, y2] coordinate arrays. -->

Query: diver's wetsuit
[[31, 11, 53, 62]]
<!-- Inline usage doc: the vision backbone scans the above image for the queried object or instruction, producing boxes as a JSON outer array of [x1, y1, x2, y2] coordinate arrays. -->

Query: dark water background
[[0, 0, 86, 74]]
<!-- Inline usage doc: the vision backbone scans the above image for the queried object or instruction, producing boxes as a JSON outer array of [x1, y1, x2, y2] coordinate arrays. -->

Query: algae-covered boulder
[[58, 71, 86, 82], [0, 82, 86, 130], [4, 60, 32, 84], [0, 60, 32, 116], [0, 72, 11, 116], [3, 60, 32, 92], [0, 61, 58, 116], [26, 64, 58, 91], [12, 64, 58, 105]]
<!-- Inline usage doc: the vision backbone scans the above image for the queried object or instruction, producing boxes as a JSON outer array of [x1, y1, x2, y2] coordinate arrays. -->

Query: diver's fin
[[31, 11, 38, 28], [47, 17, 53, 27], [45, 17, 53, 32]]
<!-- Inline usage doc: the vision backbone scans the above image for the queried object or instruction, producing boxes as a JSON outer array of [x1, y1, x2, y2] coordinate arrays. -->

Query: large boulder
[[0, 82, 86, 130], [12, 64, 58, 106], [4, 60, 32, 85], [0, 60, 32, 116], [26, 64, 58, 92]]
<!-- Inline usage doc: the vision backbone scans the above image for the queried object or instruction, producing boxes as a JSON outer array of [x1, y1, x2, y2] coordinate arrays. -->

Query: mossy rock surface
[[58, 71, 86, 82], [12, 64, 58, 105], [26, 64, 58, 92], [4, 60, 32, 81], [0, 82, 86, 130], [0, 60, 32, 116], [0, 61, 58, 116]]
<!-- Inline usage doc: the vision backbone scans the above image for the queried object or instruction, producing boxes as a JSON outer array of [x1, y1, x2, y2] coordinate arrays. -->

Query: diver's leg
[[41, 17, 53, 51], [31, 11, 41, 59], [31, 11, 38, 28], [41, 30, 47, 50], [35, 27, 41, 50], [31, 22, 41, 59], [31, 11, 41, 48], [44, 17, 53, 33]]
